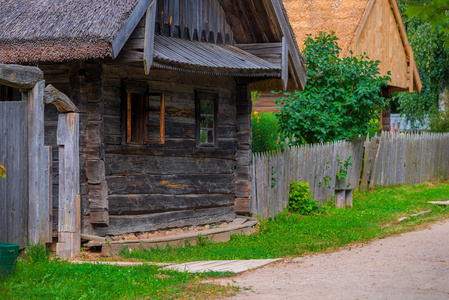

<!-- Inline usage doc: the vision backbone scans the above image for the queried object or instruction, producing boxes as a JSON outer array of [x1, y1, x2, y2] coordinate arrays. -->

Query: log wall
[[96, 63, 239, 236], [40, 60, 250, 237]]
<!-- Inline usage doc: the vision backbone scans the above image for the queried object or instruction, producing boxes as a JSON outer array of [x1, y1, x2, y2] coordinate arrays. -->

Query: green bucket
[[0, 242, 20, 279]]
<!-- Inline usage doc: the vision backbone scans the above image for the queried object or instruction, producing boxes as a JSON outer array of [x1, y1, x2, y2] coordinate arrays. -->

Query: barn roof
[[282, 0, 421, 92], [284, 0, 371, 55]]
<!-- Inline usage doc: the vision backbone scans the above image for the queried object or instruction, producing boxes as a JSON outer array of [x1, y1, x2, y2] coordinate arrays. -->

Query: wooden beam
[[390, 0, 422, 93], [144, 0, 157, 75], [269, 0, 307, 91], [56, 113, 80, 260], [281, 37, 288, 90], [111, 0, 153, 59], [413, 57, 422, 92], [390, 0, 411, 57], [44, 84, 78, 112], [0, 64, 44, 89], [27, 80, 48, 246], [351, 0, 376, 53]]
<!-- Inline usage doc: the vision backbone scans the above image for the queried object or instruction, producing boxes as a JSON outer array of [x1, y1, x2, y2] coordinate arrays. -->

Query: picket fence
[[250, 132, 449, 218]]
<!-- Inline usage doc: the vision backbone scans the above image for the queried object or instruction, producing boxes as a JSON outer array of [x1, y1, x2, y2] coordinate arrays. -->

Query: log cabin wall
[[41, 61, 243, 237], [88, 63, 239, 236]]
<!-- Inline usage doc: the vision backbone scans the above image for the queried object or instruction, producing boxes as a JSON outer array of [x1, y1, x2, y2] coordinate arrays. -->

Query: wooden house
[[0, 0, 306, 252], [254, 0, 422, 131]]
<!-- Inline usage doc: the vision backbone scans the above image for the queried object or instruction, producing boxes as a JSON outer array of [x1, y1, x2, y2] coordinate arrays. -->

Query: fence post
[[56, 113, 80, 260], [27, 80, 49, 246]]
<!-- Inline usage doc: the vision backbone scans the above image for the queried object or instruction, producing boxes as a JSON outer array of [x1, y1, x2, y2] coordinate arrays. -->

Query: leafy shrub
[[287, 181, 320, 215], [276, 32, 390, 144], [252, 111, 281, 153]]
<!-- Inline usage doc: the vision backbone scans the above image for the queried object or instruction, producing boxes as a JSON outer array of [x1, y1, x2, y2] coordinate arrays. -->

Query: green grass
[[2, 182, 448, 299], [119, 181, 449, 263], [0, 256, 237, 299]]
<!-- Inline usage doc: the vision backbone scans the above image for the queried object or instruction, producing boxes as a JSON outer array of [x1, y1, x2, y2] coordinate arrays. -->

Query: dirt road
[[216, 220, 449, 299]]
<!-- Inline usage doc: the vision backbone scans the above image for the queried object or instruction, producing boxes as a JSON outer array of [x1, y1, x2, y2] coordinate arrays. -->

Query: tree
[[394, 0, 449, 128], [276, 32, 390, 144], [406, 0, 449, 46]]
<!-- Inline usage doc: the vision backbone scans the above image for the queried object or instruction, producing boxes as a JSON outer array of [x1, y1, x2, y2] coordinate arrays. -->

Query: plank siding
[[251, 132, 449, 219], [127, 0, 233, 46], [0, 101, 28, 247], [354, 0, 408, 89]]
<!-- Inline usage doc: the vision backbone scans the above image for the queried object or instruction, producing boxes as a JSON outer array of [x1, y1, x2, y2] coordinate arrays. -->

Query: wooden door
[[0, 101, 28, 247]]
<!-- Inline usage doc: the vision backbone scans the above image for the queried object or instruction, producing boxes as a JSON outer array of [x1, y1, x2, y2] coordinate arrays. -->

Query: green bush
[[276, 32, 390, 144], [287, 181, 320, 215], [252, 111, 281, 153]]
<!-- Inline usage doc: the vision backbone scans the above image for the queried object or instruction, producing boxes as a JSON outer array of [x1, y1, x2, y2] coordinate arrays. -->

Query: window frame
[[195, 91, 218, 148], [123, 82, 165, 145]]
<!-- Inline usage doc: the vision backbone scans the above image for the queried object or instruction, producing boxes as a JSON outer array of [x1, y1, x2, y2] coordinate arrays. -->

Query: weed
[[287, 181, 320, 215], [23, 243, 51, 263], [197, 234, 213, 247], [336, 155, 352, 188]]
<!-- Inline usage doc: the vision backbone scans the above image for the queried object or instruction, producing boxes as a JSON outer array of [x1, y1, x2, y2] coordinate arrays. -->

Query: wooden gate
[[0, 101, 28, 247]]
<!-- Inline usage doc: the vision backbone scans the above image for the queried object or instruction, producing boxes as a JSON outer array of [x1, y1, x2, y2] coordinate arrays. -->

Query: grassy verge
[[2, 182, 448, 299], [0, 253, 237, 299], [119, 181, 449, 262]]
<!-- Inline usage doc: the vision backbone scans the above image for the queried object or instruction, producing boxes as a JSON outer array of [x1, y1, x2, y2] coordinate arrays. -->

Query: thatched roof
[[283, 0, 371, 53], [0, 0, 140, 63]]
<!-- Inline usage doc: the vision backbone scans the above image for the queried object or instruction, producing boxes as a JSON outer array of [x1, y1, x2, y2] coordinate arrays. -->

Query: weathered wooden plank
[[104, 154, 235, 176], [56, 113, 80, 260], [28, 80, 48, 245], [107, 174, 235, 195], [0, 101, 28, 248], [44, 146, 53, 244], [144, 0, 157, 74], [270, 0, 306, 90], [111, 0, 153, 58], [85, 206, 236, 236], [109, 194, 234, 215]]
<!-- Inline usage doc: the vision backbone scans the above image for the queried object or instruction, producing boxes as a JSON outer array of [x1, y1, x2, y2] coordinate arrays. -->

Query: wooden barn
[[0, 0, 306, 257], [254, 0, 422, 131]]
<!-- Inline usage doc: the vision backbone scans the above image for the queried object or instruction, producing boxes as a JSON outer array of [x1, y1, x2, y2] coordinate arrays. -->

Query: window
[[125, 90, 165, 144], [195, 91, 218, 147]]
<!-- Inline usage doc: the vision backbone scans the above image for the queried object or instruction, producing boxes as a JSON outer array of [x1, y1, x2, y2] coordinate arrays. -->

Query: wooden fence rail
[[250, 132, 449, 218]]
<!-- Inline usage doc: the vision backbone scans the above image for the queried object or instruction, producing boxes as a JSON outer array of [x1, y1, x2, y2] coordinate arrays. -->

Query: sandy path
[[216, 220, 449, 299]]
